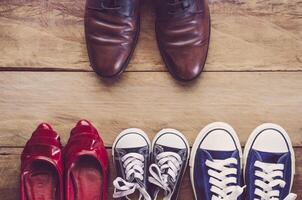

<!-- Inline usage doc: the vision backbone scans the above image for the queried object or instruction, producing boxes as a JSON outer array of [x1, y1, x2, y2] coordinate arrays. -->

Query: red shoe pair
[[20, 120, 109, 200]]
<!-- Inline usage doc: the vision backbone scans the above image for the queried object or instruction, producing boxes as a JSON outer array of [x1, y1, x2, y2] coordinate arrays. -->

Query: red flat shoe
[[20, 123, 64, 200], [64, 120, 109, 200]]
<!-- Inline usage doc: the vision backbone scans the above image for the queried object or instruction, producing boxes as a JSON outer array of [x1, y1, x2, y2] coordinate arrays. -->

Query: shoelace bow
[[254, 161, 297, 200], [148, 152, 182, 198], [113, 153, 151, 200], [206, 158, 245, 200]]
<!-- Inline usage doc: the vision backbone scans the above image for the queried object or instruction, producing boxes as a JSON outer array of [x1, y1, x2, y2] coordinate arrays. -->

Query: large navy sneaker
[[112, 128, 152, 200], [244, 123, 297, 200], [148, 129, 190, 200], [190, 122, 244, 200]]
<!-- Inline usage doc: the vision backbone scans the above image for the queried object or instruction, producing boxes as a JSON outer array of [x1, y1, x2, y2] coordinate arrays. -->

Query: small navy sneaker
[[190, 122, 244, 200], [148, 129, 190, 200], [112, 128, 152, 200], [244, 123, 297, 200]]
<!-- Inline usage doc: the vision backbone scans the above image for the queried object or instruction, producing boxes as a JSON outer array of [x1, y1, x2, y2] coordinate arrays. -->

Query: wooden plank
[[0, 147, 301, 200], [0, 71, 301, 147], [0, 0, 301, 71]]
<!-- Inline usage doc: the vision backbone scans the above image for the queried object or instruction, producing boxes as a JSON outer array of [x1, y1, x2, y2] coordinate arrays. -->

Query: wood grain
[[0, 0, 301, 71], [0, 147, 301, 200], [0, 0, 301, 199], [0, 71, 301, 147]]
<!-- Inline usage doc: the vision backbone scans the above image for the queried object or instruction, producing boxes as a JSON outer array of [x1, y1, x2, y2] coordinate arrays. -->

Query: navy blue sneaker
[[190, 122, 244, 200], [244, 123, 297, 200], [148, 129, 190, 200], [112, 128, 152, 200]]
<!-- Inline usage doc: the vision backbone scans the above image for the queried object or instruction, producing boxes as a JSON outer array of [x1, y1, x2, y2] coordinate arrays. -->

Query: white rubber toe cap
[[200, 129, 238, 151], [114, 128, 150, 149], [154, 129, 188, 149], [251, 128, 289, 153]]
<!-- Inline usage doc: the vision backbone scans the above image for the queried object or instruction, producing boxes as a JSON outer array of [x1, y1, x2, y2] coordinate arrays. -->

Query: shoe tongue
[[154, 145, 181, 189], [135, 177, 144, 186], [128, 175, 144, 188], [253, 150, 289, 193]]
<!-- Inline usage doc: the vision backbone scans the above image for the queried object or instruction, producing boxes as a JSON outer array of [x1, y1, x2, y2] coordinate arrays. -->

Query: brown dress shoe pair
[[85, 0, 210, 81]]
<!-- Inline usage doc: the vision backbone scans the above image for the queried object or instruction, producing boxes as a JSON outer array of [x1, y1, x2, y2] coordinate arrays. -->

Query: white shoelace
[[254, 161, 297, 200], [113, 153, 151, 200], [206, 158, 245, 200], [148, 152, 182, 199]]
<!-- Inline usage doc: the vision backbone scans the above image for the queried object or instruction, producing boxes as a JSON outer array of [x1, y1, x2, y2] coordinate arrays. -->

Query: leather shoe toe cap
[[87, 44, 129, 78], [163, 47, 208, 81]]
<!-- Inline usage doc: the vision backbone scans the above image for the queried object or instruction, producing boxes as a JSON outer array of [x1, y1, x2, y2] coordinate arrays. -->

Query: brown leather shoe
[[85, 0, 140, 78], [155, 0, 210, 81]]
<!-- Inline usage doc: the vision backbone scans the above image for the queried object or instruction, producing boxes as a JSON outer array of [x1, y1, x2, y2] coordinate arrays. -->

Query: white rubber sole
[[112, 128, 151, 157], [243, 123, 296, 190], [189, 122, 242, 199]]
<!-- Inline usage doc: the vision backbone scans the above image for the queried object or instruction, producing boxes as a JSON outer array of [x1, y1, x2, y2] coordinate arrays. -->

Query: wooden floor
[[0, 0, 301, 199]]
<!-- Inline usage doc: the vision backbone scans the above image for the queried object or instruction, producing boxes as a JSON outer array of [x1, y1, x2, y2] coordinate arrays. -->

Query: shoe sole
[[152, 128, 190, 200], [243, 123, 296, 191], [189, 122, 242, 199]]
